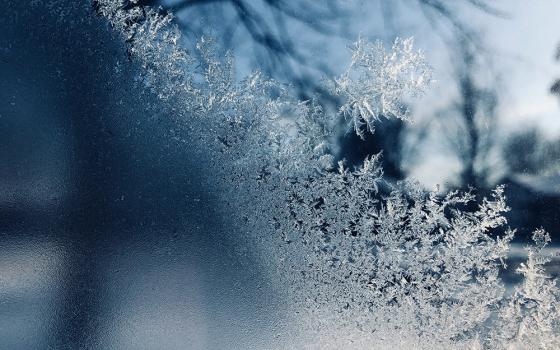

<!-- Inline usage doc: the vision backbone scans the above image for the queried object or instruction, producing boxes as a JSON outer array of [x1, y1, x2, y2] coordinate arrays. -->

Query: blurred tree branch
[[552, 44, 560, 96]]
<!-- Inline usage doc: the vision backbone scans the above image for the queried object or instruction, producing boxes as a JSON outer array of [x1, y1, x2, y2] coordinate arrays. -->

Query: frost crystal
[[286, 165, 517, 347], [334, 37, 432, 138], [490, 229, 560, 349], [95, 0, 197, 100]]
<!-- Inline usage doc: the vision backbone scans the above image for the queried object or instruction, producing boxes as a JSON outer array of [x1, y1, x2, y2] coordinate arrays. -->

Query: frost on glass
[[491, 229, 560, 348], [333, 37, 432, 138], [93, 1, 560, 348]]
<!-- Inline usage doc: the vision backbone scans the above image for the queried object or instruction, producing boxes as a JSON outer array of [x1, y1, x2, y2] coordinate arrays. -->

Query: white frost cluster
[[286, 159, 559, 348], [334, 37, 432, 138], [96, 0, 334, 178], [491, 229, 560, 348]]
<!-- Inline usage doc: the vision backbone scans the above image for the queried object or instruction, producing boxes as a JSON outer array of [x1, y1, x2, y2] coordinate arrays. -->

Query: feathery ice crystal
[[333, 37, 432, 138]]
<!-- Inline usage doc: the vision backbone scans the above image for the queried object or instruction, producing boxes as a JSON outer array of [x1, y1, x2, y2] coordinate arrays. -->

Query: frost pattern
[[94, 2, 560, 348], [286, 162, 559, 348], [95, 0, 332, 178], [333, 37, 432, 138], [286, 165, 513, 347], [95, 0, 196, 100], [490, 229, 560, 349]]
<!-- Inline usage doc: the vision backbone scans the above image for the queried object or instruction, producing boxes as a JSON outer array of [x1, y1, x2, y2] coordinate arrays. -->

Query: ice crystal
[[333, 37, 432, 138], [490, 229, 560, 349], [286, 164, 516, 346], [95, 0, 197, 100]]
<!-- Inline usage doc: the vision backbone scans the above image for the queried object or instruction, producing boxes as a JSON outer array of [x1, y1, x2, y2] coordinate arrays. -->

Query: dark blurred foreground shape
[[1, 2, 284, 349]]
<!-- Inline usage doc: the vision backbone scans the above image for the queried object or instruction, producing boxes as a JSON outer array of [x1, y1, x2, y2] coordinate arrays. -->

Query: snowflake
[[334, 37, 432, 138]]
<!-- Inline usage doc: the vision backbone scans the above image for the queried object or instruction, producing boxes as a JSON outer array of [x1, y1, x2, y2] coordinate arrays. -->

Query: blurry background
[[1, 1, 560, 349]]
